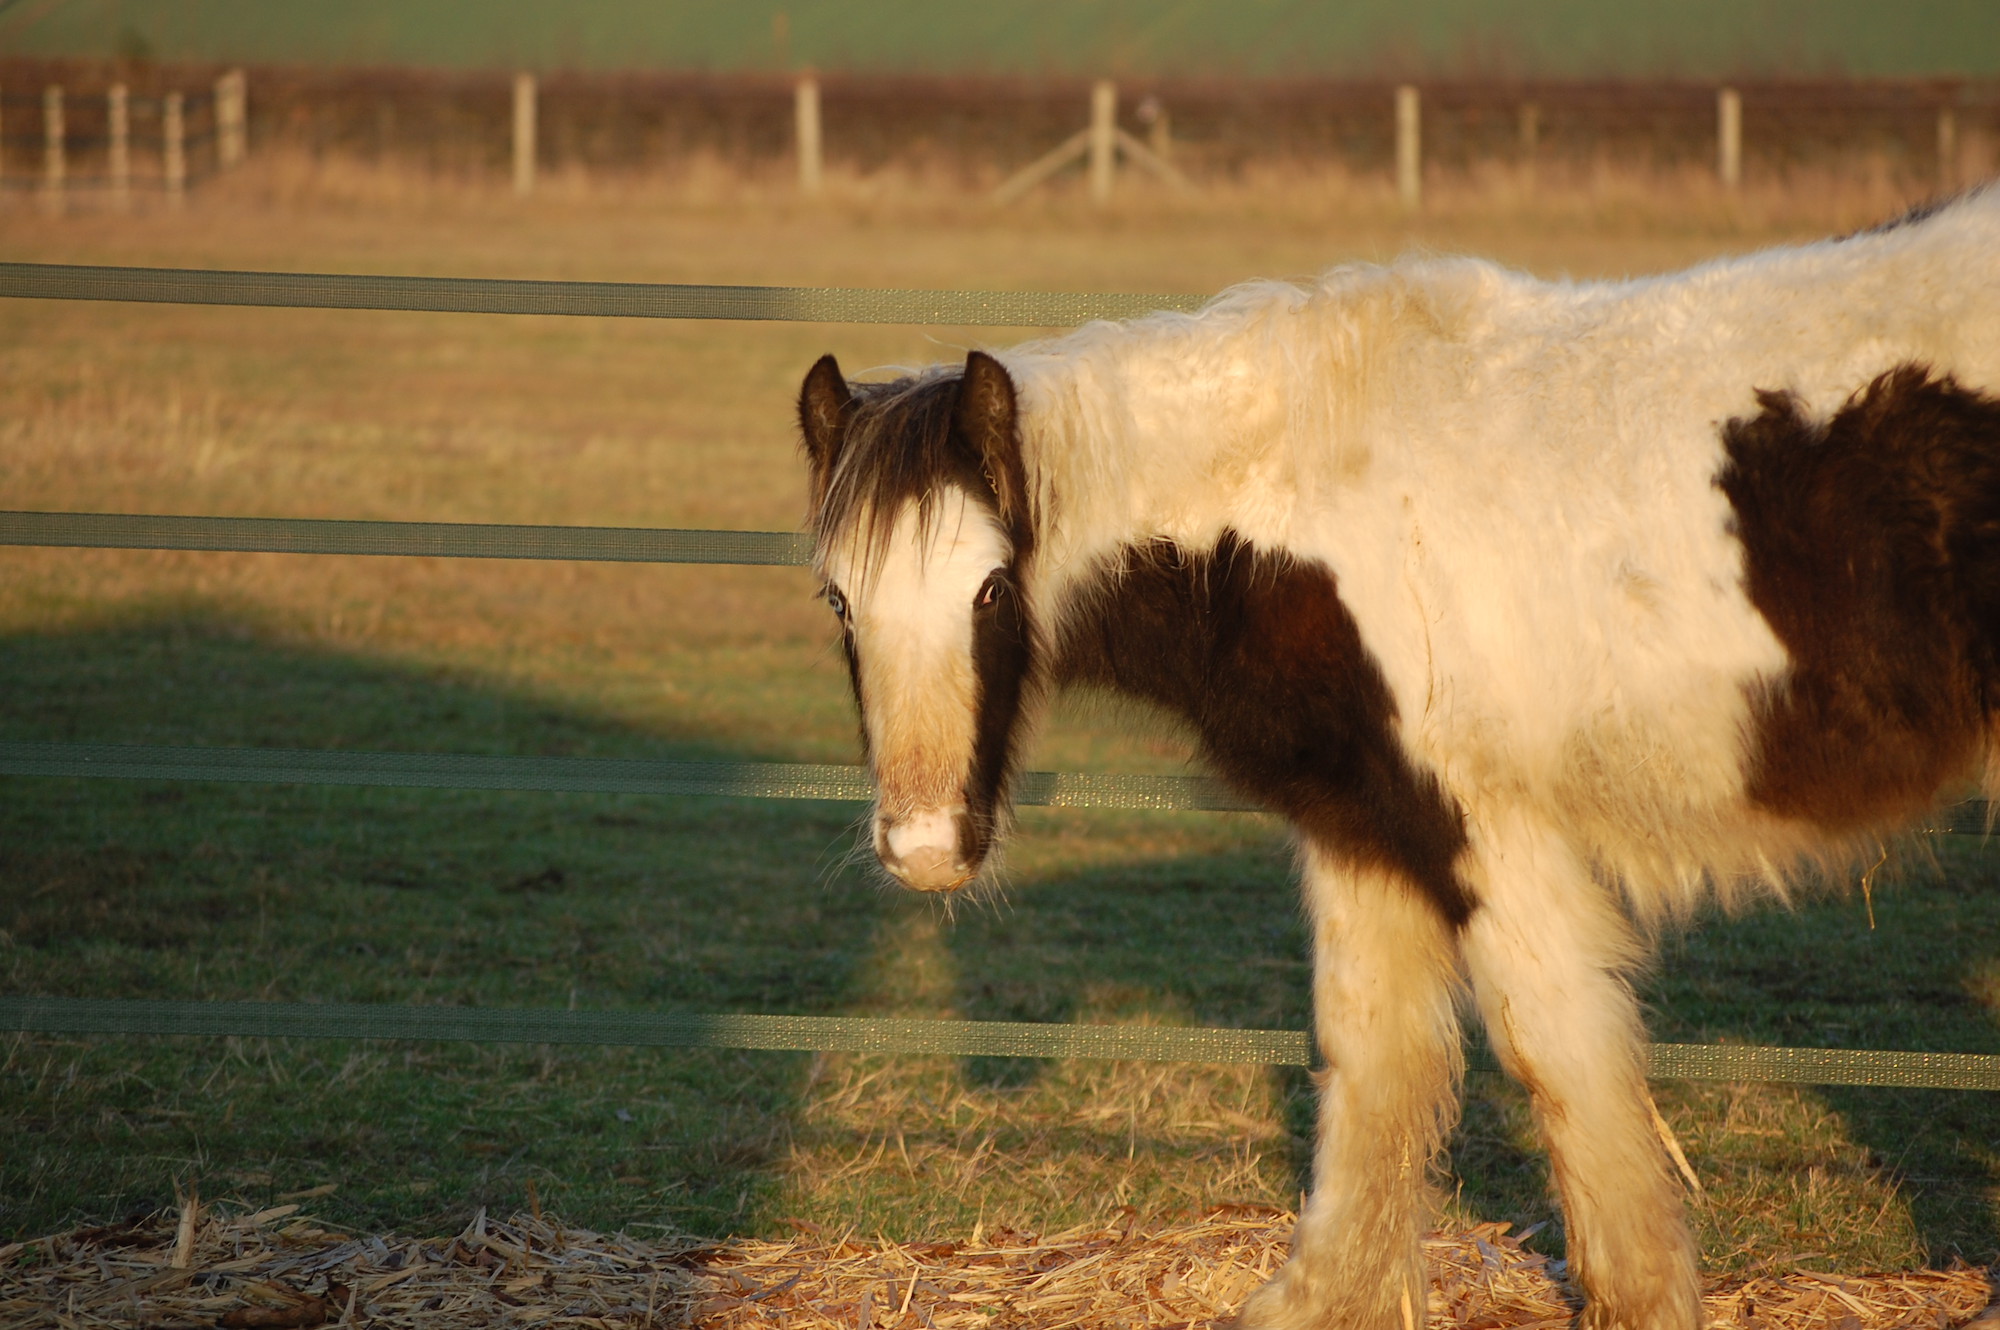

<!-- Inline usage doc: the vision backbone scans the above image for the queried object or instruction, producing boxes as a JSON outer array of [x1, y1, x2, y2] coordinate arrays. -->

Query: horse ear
[[956, 351, 1029, 535], [798, 354, 853, 501]]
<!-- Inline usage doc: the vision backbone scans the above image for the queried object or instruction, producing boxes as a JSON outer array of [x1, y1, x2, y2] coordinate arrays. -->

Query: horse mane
[[810, 366, 1000, 583]]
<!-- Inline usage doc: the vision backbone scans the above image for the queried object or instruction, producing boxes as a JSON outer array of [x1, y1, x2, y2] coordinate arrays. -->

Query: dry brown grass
[[0, 148, 1950, 761], [5, 1201, 1990, 1329], [740, 899, 1299, 1239], [153, 144, 1950, 250]]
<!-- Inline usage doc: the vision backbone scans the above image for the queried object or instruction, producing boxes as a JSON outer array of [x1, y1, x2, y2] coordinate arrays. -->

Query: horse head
[[799, 350, 1038, 892]]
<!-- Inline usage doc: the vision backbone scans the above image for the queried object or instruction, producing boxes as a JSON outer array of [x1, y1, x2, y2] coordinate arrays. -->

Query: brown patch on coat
[[1717, 363, 2000, 832], [1056, 533, 1474, 925], [963, 560, 1032, 867]]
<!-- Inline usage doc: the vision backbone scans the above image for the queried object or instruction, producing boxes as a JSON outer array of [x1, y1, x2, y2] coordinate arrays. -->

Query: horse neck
[[1006, 278, 1378, 613]]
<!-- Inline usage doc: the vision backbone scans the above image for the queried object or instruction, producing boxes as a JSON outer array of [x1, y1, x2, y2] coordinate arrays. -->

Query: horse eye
[[825, 588, 848, 621], [975, 575, 1006, 609]]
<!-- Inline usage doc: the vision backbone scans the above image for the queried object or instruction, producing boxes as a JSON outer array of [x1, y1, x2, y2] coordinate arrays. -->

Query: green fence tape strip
[[0, 741, 1260, 812], [0, 262, 1205, 327], [3, 741, 1982, 824], [5, 998, 1996, 1088], [0, 738, 1981, 823], [0, 998, 1308, 1065], [1643, 1042, 2000, 1090], [0, 510, 811, 566], [14, 264, 1998, 1097]]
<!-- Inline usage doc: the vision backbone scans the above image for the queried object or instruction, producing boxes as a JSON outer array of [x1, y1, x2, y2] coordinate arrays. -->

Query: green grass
[[9, 0, 2000, 78], [0, 608, 1297, 1239], [6, 607, 2000, 1272]]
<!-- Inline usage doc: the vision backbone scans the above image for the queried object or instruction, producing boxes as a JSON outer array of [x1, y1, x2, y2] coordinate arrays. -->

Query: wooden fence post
[[1518, 101, 1540, 185], [512, 72, 536, 197], [109, 84, 130, 210], [1717, 87, 1742, 189], [41, 85, 63, 215], [1142, 96, 1173, 165], [216, 69, 246, 169], [993, 80, 1183, 206], [1089, 80, 1116, 204], [165, 91, 186, 209], [1395, 85, 1421, 209], [795, 74, 822, 196]]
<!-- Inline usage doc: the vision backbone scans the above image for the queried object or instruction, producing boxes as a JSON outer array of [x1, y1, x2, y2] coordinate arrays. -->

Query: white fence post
[[1395, 84, 1421, 209], [109, 84, 130, 210], [1089, 80, 1116, 204], [165, 91, 186, 208], [795, 74, 822, 196], [1145, 98, 1172, 165], [1717, 87, 1742, 190], [1518, 101, 1539, 185], [41, 85, 64, 215], [512, 72, 536, 197], [216, 68, 246, 169]]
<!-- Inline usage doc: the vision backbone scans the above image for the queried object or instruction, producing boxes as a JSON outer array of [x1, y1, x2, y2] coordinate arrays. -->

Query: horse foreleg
[[1239, 845, 1463, 1330], [1459, 809, 1699, 1330]]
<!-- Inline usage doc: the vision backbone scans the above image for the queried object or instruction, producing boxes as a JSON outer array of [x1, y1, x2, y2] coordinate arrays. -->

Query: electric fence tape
[[5, 265, 1998, 1094], [0, 740, 1984, 827], [0, 261, 1205, 326], [0, 510, 812, 565], [0, 741, 1257, 811], [5, 997, 1999, 1089]]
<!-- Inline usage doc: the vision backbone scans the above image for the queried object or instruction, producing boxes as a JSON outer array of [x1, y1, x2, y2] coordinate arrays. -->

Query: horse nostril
[[878, 808, 971, 891]]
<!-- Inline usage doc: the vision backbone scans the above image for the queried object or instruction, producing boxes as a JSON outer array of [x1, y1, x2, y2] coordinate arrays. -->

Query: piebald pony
[[797, 189, 2000, 1330]]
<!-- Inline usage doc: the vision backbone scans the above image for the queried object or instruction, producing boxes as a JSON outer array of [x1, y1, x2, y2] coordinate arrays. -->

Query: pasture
[[4, 162, 2000, 1287]]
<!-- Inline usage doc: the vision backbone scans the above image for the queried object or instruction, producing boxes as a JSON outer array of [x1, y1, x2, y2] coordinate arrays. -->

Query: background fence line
[[6, 72, 238, 208], [7, 59, 1991, 203], [4, 262, 1998, 1094]]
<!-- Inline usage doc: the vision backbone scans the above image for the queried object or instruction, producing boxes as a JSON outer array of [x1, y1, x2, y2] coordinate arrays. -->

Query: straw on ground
[[4, 1204, 1991, 1329]]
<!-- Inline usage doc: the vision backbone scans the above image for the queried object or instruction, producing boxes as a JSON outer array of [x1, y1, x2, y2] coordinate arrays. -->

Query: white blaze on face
[[819, 487, 1010, 891]]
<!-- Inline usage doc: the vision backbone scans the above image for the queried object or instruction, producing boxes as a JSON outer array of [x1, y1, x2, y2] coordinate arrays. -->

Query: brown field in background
[[0, 149, 1971, 760], [0, 153, 1956, 764]]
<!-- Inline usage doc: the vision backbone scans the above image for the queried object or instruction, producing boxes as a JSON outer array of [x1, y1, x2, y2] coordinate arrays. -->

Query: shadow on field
[[7, 608, 2000, 1270], [0, 607, 1313, 1246], [0, 607, 887, 1241], [1648, 850, 2000, 1266]]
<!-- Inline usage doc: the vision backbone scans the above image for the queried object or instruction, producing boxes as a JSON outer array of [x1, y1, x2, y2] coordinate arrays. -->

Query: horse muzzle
[[875, 807, 976, 892]]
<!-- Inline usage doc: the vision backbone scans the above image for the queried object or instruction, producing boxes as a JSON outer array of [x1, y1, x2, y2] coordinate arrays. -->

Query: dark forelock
[[810, 368, 999, 576]]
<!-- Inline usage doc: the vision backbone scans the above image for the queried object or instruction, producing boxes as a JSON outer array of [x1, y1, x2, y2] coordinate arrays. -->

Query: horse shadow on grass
[[6, 606, 2000, 1274], [0, 605, 891, 1249], [0, 606, 1326, 1253]]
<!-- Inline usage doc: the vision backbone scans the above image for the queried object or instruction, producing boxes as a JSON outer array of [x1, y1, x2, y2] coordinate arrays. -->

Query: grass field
[[11, 0, 1999, 79], [4, 160, 2000, 1280]]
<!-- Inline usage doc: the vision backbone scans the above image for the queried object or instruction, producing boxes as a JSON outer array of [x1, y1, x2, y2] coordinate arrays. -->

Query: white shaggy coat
[[805, 189, 2000, 1330], [1007, 200, 2000, 919]]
